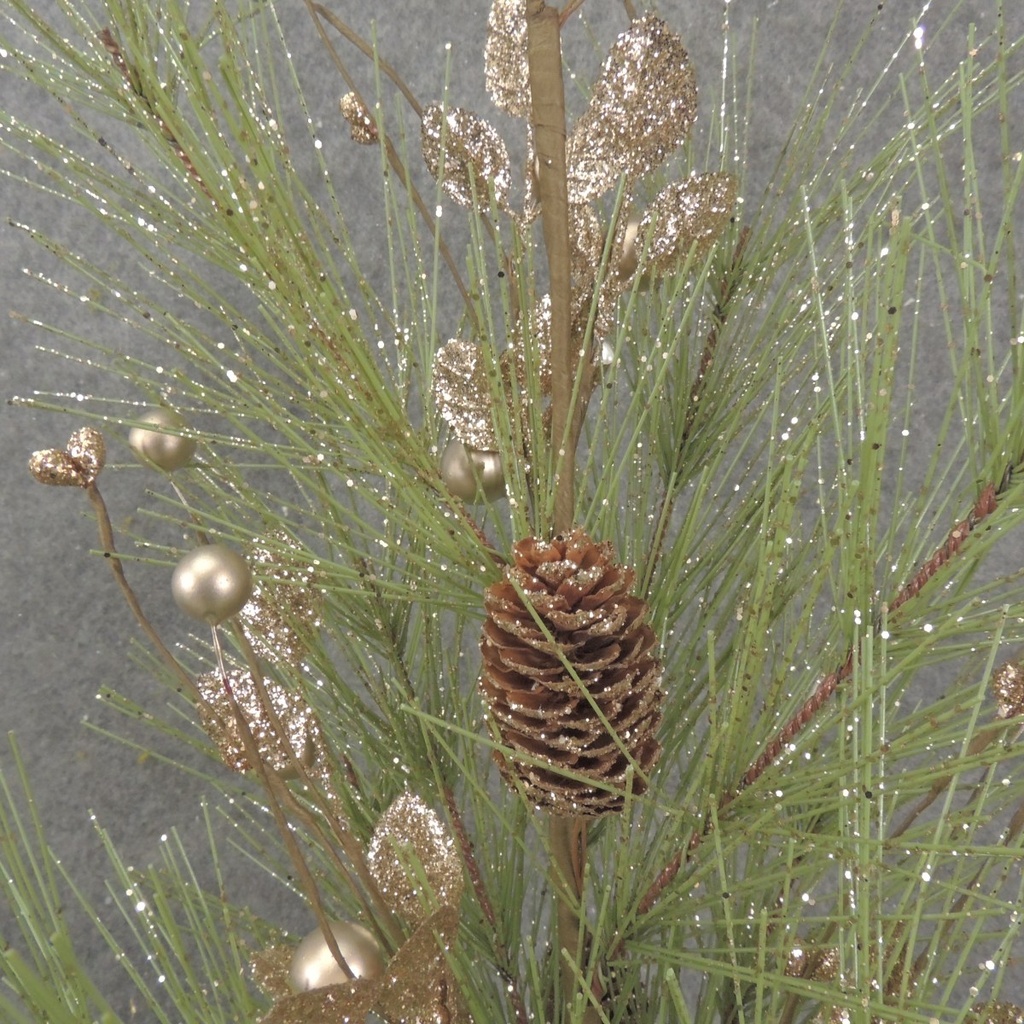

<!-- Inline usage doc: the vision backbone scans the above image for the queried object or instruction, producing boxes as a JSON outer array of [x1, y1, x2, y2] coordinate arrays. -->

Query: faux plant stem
[[525, 6, 596, 1020], [86, 482, 197, 698], [526, 0, 575, 536], [306, 0, 481, 337]]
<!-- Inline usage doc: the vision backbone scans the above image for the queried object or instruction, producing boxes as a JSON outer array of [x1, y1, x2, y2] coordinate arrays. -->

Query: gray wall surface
[[2, 0, 1022, 1017]]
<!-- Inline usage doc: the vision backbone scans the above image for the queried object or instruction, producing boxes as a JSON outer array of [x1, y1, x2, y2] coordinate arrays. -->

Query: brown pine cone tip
[[480, 528, 664, 816]]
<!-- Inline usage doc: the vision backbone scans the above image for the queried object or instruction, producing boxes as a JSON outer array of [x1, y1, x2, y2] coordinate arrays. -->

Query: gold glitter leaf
[[65, 426, 106, 482], [240, 534, 323, 667], [566, 16, 697, 204], [339, 92, 377, 144], [367, 793, 463, 925], [785, 946, 840, 981], [376, 906, 465, 1024], [992, 660, 1024, 719], [634, 172, 737, 279], [431, 338, 499, 450], [251, 945, 295, 1001], [485, 0, 530, 118], [196, 668, 320, 778], [421, 103, 512, 210], [258, 979, 376, 1024]]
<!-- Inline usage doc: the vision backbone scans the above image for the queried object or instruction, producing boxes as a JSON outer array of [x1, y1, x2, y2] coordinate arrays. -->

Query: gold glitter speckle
[[29, 426, 106, 487], [431, 338, 499, 450], [195, 668, 320, 778], [992, 660, 1024, 719], [485, 0, 530, 118]]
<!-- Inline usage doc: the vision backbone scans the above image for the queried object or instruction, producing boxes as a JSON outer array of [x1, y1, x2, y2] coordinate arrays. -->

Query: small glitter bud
[[339, 92, 377, 144]]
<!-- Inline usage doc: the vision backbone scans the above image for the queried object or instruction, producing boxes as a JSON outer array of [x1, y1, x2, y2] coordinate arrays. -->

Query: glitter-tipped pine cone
[[480, 529, 664, 816]]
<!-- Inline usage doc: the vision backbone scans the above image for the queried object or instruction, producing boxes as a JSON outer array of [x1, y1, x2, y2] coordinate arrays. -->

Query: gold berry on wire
[[171, 543, 253, 625], [128, 407, 197, 472]]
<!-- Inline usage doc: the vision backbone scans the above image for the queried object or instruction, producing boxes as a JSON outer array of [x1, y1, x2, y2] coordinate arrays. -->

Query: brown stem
[[558, 0, 589, 26], [217, 655, 357, 978], [548, 814, 592, 1016], [85, 482, 197, 698], [527, 0, 575, 535], [738, 482, 998, 795], [888, 725, 1001, 840], [308, 3, 422, 117], [226, 618, 403, 950]]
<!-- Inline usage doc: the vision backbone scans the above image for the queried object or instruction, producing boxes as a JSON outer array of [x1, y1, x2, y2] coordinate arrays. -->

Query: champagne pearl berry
[[288, 920, 383, 992], [171, 544, 253, 625], [440, 439, 505, 503], [129, 408, 197, 472]]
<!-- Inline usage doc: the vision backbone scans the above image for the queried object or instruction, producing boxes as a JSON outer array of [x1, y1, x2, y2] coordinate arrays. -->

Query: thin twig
[[215, 640, 358, 979], [739, 482, 998, 794], [304, 2, 481, 337], [85, 482, 197, 698], [98, 28, 210, 197], [226, 618, 404, 950], [559, 0, 589, 26]]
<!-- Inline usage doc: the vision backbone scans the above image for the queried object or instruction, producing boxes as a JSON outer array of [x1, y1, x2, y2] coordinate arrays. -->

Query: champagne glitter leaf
[[969, 1004, 1024, 1024], [367, 793, 464, 925], [258, 979, 376, 1024], [251, 945, 296, 1001], [431, 338, 499, 450], [421, 103, 512, 210], [196, 668, 320, 778], [240, 534, 323, 667], [375, 906, 465, 1024], [28, 448, 88, 487], [632, 172, 737, 279], [338, 92, 377, 144], [567, 16, 698, 204], [484, 0, 530, 118]]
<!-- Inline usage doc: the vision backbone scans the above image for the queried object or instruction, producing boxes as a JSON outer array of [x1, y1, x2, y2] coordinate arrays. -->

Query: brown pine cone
[[480, 528, 663, 816]]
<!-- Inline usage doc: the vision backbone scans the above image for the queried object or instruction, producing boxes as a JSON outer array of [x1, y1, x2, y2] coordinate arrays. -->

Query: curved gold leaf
[[431, 338, 499, 450], [367, 793, 464, 925], [633, 172, 736, 279], [421, 104, 511, 210], [567, 16, 698, 204], [485, 0, 530, 118], [240, 533, 323, 667], [375, 906, 465, 1024], [259, 978, 376, 1024], [196, 668, 320, 778], [339, 92, 377, 144]]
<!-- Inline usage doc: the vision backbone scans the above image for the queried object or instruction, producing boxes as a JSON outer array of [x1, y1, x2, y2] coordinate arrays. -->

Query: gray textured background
[[2, 0, 1023, 1017]]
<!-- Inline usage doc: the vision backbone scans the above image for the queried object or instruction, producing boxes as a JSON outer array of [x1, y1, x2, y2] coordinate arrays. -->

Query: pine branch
[[637, 477, 1007, 917], [98, 27, 210, 197]]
